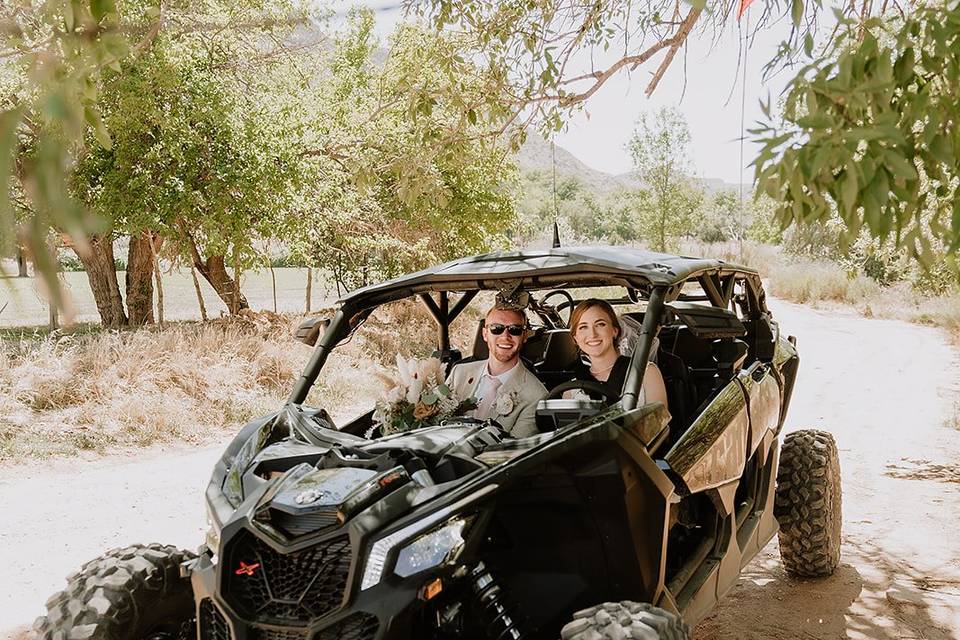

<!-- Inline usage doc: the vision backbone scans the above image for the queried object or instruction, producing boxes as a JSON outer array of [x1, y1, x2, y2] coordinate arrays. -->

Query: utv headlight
[[395, 518, 468, 578], [205, 502, 222, 559], [360, 517, 471, 590]]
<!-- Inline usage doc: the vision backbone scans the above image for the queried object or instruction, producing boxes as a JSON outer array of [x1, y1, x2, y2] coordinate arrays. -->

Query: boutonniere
[[495, 391, 518, 416]]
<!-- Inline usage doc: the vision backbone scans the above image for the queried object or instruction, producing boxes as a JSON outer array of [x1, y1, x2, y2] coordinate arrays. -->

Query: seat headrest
[[537, 329, 578, 371], [617, 312, 658, 363], [471, 319, 487, 359], [713, 338, 749, 371]]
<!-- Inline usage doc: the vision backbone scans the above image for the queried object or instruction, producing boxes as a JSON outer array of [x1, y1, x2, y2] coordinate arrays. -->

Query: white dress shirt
[[474, 360, 520, 406]]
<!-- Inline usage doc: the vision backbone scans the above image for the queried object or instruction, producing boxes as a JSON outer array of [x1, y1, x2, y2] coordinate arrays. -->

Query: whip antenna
[[551, 139, 561, 248]]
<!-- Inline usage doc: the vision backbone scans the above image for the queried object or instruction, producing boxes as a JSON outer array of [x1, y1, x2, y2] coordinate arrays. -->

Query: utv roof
[[340, 245, 757, 307]]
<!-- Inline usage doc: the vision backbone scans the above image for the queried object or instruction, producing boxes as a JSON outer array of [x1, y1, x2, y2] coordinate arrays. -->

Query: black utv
[[36, 246, 842, 640]]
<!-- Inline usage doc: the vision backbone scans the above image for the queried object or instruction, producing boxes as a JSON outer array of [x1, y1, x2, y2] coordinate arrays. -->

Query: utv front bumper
[[189, 525, 437, 640]]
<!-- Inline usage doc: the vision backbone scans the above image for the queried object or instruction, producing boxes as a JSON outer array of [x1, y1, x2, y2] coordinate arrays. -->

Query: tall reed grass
[[767, 259, 882, 304]]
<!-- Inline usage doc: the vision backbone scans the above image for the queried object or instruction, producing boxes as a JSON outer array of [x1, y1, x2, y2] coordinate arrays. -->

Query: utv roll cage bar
[[288, 247, 766, 413]]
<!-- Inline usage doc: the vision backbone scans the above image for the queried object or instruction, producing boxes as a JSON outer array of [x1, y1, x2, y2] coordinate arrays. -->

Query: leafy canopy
[[290, 11, 517, 293], [754, 1, 960, 263]]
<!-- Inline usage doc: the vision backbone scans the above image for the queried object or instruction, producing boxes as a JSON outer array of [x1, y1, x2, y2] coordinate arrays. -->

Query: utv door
[[661, 359, 783, 625]]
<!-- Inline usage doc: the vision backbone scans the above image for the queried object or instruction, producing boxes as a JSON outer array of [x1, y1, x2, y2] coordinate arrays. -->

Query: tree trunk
[[178, 224, 249, 315], [125, 232, 155, 325], [147, 232, 164, 326], [48, 299, 59, 331], [16, 244, 28, 277], [269, 261, 277, 313], [233, 257, 242, 315], [305, 267, 312, 313], [191, 265, 208, 321], [76, 235, 127, 328], [194, 254, 249, 313]]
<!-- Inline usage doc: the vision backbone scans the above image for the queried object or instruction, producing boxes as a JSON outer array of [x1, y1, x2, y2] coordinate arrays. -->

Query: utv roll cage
[[287, 246, 767, 418]]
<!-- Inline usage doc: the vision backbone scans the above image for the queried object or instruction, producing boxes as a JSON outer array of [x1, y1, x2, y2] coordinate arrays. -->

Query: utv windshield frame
[[287, 247, 765, 416]]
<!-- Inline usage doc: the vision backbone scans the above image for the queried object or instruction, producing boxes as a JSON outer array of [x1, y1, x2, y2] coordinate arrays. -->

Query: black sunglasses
[[487, 323, 525, 337]]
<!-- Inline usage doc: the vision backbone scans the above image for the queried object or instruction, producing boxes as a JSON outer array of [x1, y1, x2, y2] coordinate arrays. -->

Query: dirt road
[[697, 301, 960, 639], [2, 299, 959, 639]]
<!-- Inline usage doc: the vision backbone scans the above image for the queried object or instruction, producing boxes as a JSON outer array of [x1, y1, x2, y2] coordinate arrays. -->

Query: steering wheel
[[546, 379, 616, 402], [540, 289, 576, 327]]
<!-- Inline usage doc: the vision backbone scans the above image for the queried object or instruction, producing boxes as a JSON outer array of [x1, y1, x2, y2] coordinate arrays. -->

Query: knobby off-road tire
[[560, 601, 690, 640], [775, 429, 842, 578], [34, 543, 197, 640]]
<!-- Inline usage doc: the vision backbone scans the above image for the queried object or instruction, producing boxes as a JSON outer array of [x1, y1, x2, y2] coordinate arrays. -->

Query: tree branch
[[644, 5, 704, 97], [554, 37, 676, 107]]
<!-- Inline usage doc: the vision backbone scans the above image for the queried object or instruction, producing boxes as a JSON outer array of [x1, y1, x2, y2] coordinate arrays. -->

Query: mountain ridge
[[517, 132, 747, 196]]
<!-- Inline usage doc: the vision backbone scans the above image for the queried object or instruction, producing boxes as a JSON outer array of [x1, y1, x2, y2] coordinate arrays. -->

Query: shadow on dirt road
[[698, 538, 960, 640]]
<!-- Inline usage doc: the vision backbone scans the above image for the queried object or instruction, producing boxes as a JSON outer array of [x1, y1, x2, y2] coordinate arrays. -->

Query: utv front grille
[[200, 599, 232, 640], [248, 617, 379, 640], [314, 613, 379, 640], [250, 629, 308, 640], [223, 529, 353, 624]]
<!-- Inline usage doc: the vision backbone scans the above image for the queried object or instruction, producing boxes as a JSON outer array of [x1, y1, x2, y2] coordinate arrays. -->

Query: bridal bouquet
[[371, 356, 476, 436]]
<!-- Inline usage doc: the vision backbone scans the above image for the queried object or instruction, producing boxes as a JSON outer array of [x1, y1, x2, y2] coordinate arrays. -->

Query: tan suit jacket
[[447, 360, 548, 438]]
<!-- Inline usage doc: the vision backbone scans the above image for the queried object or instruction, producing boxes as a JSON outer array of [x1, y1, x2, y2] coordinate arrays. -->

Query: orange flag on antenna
[[737, 0, 755, 19]]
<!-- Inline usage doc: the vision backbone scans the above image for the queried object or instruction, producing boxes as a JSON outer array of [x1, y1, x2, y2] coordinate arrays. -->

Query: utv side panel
[[773, 335, 800, 431], [615, 425, 677, 600], [737, 362, 782, 456], [664, 383, 749, 495], [738, 435, 780, 565]]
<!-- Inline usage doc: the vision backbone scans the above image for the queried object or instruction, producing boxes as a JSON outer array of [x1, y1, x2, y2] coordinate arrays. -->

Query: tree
[[753, 1, 960, 263], [1, 0, 158, 308], [410, 0, 865, 141], [628, 107, 703, 251], [67, 2, 309, 324], [7, 0, 936, 292], [289, 12, 517, 294]]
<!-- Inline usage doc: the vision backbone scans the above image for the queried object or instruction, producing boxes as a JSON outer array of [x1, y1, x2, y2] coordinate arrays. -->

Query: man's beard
[[492, 345, 519, 363]]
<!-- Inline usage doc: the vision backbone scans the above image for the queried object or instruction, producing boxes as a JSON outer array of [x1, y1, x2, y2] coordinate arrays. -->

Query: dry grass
[[768, 258, 883, 305], [0, 300, 482, 462], [906, 294, 960, 342], [0, 316, 304, 459], [679, 239, 782, 275]]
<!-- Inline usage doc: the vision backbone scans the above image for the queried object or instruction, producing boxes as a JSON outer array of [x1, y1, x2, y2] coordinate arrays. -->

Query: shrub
[[57, 254, 85, 272]]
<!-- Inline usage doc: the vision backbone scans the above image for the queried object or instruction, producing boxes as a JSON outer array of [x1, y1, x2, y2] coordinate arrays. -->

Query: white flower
[[395, 354, 414, 387], [406, 377, 424, 404], [495, 392, 516, 416], [384, 384, 405, 405]]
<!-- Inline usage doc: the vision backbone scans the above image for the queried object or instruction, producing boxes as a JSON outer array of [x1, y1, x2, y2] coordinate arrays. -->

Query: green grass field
[[0, 267, 338, 327]]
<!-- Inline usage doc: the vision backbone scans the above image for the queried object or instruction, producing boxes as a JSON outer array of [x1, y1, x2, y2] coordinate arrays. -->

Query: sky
[[338, 1, 799, 185]]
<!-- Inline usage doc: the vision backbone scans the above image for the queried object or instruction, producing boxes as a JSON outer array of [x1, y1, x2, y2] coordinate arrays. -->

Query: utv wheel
[[560, 601, 689, 640], [34, 543, 197, 640], [775, 429, 842, 578]]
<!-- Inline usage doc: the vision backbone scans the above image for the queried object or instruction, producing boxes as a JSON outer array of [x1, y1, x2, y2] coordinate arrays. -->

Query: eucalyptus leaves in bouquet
[[372, 356, 476, 436]]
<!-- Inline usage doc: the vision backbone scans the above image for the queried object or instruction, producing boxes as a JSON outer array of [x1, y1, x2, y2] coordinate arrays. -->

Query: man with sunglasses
[[447, 304, 548, 438]]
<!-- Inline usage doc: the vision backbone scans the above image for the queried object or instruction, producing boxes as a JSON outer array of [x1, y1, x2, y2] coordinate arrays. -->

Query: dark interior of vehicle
[[431, 289, 755, 436]]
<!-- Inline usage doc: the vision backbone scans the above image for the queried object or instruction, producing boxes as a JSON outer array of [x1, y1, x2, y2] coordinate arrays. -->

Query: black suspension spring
[[468, 562, 528, 640]]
